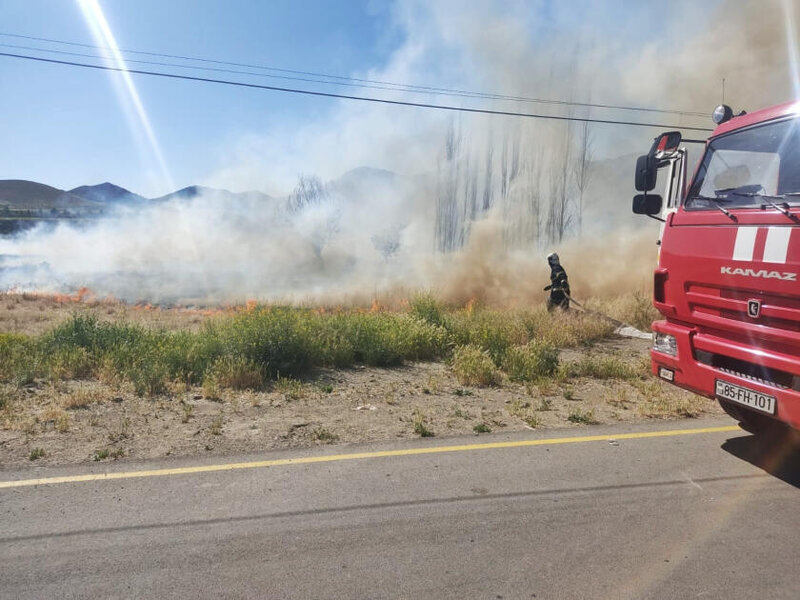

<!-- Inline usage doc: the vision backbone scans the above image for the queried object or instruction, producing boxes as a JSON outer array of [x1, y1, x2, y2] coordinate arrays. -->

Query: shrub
[[216, 307, 315, 377], [502, 341, 559, 381], [323, 313, 447, 367], [452, 345, 500, 387], [47, 346, 93, 380], [0, 333, 40, 386], [409, 293, 446, 327], [126, 358, 170, 397], [446, 310, 522, 364]]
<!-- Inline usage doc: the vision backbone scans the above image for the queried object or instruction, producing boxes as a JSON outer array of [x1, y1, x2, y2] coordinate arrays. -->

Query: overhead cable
[[0, 31, 709, 118], [0, 51, 715, 132]]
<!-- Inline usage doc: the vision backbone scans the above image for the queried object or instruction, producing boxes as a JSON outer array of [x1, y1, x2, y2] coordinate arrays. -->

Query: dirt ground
[[0, 293, 724, 469]]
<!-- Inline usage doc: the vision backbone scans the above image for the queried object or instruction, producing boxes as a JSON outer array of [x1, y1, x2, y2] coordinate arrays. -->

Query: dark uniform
[[544, 252, 570, 311]]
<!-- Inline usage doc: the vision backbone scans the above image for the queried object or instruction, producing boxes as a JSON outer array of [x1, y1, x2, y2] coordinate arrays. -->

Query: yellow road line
[[0, 425, 740, 489]]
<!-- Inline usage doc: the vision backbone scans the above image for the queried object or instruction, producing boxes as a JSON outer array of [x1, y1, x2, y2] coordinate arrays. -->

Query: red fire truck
[[634, 102, 800, 433]]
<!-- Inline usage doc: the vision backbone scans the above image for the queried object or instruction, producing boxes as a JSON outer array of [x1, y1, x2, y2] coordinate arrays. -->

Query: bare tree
[[500, 137, 508, 201], [573, 120, 593, 236], [435, 119, 464, 252], [481, 143, 494, 213], [525, 149, 544, 248], [287, 174, 339, 259], [372, 227, 402, 260], [546, 123, 574, 244], [287, 174, 329, 212]]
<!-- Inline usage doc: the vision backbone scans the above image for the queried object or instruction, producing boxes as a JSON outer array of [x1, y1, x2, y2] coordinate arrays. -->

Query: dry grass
[[635, 380, 704, 418], [41, 408, 71, 432], [412, 408, 435, 437], [588, 290, 660, 332], [506, 398, 541, 428], [274, 376, 307, 401], [60, 384, 104, 410]]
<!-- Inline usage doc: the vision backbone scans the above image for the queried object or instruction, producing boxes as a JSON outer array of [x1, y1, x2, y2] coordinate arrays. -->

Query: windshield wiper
[[690, 195, 737, 221], [725, 191, 800, 223]]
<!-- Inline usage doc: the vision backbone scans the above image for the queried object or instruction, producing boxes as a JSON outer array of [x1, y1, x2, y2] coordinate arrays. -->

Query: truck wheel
[[718, 400, 776, 435]]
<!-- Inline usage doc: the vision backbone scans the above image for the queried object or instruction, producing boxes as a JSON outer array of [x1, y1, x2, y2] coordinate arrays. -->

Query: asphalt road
[[1, 417, 798, 599]]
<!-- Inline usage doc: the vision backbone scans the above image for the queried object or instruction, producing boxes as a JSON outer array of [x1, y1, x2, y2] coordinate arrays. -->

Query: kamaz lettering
[[720, 266, 797, 281]]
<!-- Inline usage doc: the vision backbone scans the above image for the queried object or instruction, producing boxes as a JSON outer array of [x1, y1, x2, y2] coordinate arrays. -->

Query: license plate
[[715, 379, 776, 415]]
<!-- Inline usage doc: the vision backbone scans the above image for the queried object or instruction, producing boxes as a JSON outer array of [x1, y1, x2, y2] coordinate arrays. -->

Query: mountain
[[151, 185, 214, 202], [0, 180, 276, 216], [0, 180, 102, 212], [69, 182, 146, 205], [152, 185, 273, 204], [335, 166, 396, 187]]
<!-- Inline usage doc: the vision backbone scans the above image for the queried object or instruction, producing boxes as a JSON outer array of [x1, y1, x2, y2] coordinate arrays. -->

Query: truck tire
[[718, 400, 776, 435]]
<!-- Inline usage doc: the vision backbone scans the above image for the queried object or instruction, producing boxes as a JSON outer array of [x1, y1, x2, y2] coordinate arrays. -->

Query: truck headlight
[[653, 332, 678, 357]]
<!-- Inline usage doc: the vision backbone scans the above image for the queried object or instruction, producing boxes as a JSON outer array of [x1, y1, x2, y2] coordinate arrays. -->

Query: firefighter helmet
[[547, 252, 560, 267]]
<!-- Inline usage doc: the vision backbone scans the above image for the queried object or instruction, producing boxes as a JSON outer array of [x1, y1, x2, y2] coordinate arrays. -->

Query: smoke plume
[[1, 0, 798, 306]]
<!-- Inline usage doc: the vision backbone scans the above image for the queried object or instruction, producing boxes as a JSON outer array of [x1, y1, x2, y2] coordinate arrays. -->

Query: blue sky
[[0, 0, 405, 195], [0, 0, 769, 199]]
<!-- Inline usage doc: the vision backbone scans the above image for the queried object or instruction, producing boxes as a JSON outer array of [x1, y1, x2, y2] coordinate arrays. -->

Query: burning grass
[[0, 297, 616, 397]]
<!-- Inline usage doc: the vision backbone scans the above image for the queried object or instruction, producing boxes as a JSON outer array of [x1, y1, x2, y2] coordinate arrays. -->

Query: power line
[[0, 31, 709, 119], [4, 41, 584, 103], [0, 51, 715, 132]]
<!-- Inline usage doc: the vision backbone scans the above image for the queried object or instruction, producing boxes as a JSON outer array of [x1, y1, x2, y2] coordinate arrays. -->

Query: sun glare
[[76, 0, 173, 191]]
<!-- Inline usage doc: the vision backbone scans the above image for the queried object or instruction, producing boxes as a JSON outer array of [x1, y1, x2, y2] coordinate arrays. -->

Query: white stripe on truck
[[762, 227, 792, 264], [732, 227, 758, 261]]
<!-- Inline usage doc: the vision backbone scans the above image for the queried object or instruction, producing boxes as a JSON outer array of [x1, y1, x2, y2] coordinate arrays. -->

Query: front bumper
[[650, 320, 800, 431]]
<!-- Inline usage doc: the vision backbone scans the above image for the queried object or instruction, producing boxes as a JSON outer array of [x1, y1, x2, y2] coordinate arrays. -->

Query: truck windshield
[[686, 116, 800, 209]]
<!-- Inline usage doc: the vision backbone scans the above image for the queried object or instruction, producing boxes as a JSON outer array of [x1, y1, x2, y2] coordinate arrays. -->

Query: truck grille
[[696, 350, 799, 391], [686, 285, 800, 336]]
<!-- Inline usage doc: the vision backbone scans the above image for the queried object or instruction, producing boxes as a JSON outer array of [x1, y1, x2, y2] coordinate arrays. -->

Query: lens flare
[[76, 0, 173, 190]]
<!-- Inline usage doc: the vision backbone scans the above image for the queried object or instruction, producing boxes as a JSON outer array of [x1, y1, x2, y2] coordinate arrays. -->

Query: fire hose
[[549, 288, 651, 339]]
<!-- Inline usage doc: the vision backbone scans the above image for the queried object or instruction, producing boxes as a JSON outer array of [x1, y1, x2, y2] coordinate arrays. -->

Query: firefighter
[[543, 252, 570, 311]]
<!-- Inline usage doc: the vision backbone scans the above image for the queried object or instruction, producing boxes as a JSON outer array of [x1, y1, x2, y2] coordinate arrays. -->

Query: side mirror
[[635, 155, 657, 191], [633, 194, 663, 215], [649, 131, 682, 159]]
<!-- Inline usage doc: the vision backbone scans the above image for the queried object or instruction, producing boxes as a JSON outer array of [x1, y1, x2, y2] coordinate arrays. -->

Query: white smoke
[[1, 0, 798, 304]]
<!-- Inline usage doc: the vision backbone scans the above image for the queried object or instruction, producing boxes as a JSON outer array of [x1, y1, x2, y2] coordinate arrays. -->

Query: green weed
[[412, 410, 434, 437], [452, 345, 500, 387], [502, 341, 559, 381], [567, 408, 599, 425]]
